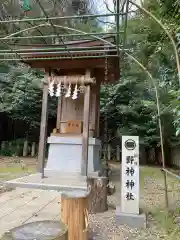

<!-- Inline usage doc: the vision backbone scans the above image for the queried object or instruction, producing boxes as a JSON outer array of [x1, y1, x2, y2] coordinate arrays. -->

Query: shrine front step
[[4, 172, 91, 193]]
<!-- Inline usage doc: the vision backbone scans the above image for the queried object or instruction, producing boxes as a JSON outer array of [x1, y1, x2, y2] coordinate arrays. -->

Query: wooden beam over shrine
[[49, 75, 95, 84], [28, 58, 115, 70]]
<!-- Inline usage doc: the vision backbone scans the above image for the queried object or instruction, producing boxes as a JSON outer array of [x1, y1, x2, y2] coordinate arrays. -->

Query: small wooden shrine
[[19, 36, 120, 176]]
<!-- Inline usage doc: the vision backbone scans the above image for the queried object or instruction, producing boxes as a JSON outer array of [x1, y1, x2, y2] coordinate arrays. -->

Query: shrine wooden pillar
[[90, 82, 100, 138], [81, 71, 91, 176], [56, 96, 63, 130], [37, 70, 50, 176]]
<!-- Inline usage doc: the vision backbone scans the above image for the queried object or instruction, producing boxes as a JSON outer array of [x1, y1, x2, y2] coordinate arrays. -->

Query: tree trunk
[[87, 177, 108, 213], [61, 191, 88, 240]]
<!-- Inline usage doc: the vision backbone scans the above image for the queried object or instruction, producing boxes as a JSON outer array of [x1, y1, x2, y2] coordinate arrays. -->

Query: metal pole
[[1, 32, 121, 40], [0, 45, 121, 53], [0, 54, 119, 61], [0, 13, 126, 24]]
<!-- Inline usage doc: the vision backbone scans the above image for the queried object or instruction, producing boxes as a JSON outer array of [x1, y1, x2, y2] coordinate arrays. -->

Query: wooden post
[[95, 82, 100, 137], [16, 143, 20, 157], [81, 84, 91, 176], [91, 82, 100, 138], [37, 72, 49, 176], [116, 145, 120, 161], [107, 144, 111, 161], [1, 141, 5, 152], [23, 140, 28, 157], [56, 96, 63, 131], [31, 142, 36, 157], [61, 192, 88, 240]]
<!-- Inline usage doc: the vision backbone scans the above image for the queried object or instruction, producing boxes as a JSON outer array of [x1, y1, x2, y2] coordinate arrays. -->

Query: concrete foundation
[[116, 207, 147, 228], [45, 136, 101, 174]]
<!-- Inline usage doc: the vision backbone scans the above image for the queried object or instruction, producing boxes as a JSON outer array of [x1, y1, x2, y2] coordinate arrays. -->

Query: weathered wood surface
[[61, 192, 88, 240], [37, 74, 49, 173], [81, 84, 91, 176], [87, 177, 108, 213]]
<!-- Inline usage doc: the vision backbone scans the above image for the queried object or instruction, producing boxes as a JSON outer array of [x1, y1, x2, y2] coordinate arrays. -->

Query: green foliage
[[100, 0, 180, 148], [0, 0, 179, 151], [0, 139, 24, 156], [0, 63, 57, 132]]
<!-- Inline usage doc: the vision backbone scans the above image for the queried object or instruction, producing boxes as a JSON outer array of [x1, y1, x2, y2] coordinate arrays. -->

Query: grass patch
[[140, 166, 163, 179], [0, 160, 36, 181], [150, 208, 180, 239], [140, 166, 164, 188]]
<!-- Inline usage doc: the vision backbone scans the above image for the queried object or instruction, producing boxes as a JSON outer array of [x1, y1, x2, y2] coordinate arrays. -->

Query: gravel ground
[[88, 164, 180, 240]]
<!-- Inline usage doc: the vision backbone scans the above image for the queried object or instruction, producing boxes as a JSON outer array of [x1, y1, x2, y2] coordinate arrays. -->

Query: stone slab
[[1, 221, 68, 240], [116, 207, 147, 228], [4, 172, 88, 193]]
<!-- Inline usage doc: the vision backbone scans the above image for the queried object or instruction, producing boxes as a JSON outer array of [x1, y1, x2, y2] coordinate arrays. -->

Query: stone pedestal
[[116, 207, 146, 228], [45, 136, 101, 174]]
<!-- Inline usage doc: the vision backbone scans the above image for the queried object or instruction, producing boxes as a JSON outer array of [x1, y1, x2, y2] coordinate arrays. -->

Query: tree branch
[[104, 0, 114, 13], [130, 0, 180, 86]]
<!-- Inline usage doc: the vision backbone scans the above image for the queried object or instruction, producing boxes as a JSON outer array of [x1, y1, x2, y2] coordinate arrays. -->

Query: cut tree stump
[[61, 191, 89, 240], [1, 221, 68, 240], [87, 177, 108, 213]]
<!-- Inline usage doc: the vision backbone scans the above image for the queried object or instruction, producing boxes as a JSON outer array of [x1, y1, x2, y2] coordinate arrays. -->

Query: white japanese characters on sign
[[121, 136, 139, 215]]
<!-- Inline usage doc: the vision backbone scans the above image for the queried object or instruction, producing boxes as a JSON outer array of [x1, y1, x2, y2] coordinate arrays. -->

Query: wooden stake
[[37, 72, 49, 176], [23, 140, 28, 157], [81, 84, 91, 176], [61, 192, 88, 240]]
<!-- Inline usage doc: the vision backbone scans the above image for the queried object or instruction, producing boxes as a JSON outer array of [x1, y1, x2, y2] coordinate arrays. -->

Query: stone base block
[[116, 207, 147, 228], [46, 136, 101, 174]]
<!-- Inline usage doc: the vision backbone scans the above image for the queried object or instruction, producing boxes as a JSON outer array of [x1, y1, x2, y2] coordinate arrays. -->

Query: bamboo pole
[[126, 53, 169, 209]]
